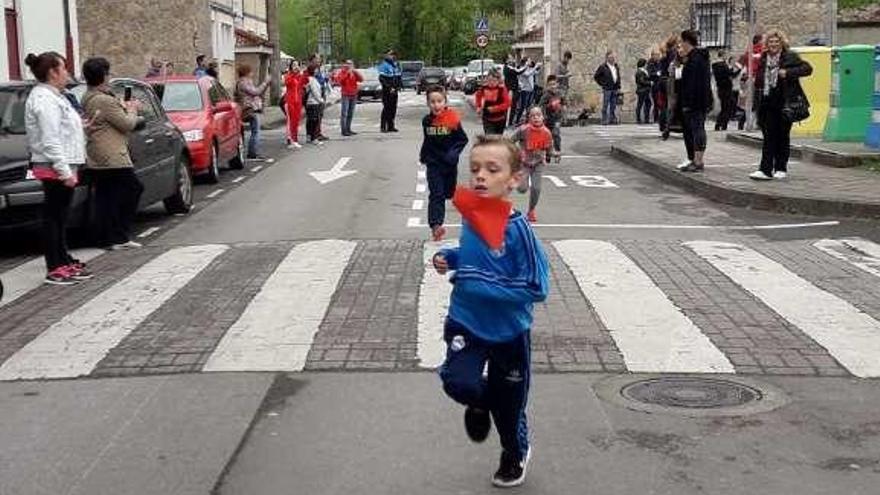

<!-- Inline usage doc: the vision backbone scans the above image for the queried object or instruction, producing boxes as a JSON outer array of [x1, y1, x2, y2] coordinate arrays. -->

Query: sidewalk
[[727, 131, 880, 168], [610, 131, 880, 218], [261, 88, 342, 130]]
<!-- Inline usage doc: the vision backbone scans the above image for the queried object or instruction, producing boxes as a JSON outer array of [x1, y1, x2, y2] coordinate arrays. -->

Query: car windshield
[[158, 82, 202, 112], [423, 68, 444, 77], [0, 87, 29, 135], [401, 62, 423, 73], [467, 60, 494, 74]]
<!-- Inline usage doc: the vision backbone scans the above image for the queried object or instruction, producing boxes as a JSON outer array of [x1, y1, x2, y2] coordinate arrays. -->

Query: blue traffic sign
[[475, 17, 489, 33]]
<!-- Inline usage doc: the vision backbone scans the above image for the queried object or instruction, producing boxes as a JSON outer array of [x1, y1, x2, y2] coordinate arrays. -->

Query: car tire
[[164, 155, 193, 215], [204, 143, 220, 184], [229, 133, 245, 170]]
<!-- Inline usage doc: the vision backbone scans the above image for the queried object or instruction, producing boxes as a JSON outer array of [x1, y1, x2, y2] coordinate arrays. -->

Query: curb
[[726, 132, 880, 168], [610, 144, 880, 219]]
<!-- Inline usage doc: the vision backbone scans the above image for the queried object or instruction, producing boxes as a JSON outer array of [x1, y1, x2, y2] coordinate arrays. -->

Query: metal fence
[[690, 0, 734, 48]]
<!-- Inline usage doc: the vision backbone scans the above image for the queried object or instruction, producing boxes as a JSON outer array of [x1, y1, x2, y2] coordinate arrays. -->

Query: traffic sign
[[475, 34, 489, 49], [475, 17, 489, 33]]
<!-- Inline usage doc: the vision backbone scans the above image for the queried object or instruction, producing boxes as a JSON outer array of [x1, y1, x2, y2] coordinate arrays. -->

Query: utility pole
[[267, 0, 281, 103], [342, 0, 349, 58]]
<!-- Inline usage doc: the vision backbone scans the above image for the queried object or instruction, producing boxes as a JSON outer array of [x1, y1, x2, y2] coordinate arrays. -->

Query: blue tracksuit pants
[[439, 318, 531, 461]]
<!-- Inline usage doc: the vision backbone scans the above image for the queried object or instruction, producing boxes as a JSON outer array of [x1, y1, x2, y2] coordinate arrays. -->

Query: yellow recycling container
[[793, 46, 832, 138]]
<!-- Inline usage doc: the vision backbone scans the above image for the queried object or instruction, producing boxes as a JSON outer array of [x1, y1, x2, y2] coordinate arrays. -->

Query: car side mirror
[[213, 101, 234, 113]]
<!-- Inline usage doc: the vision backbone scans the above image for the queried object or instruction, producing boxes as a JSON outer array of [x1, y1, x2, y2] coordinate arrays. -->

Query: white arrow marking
[[543, 174, 568, 188], [310, 157, 357, 184]]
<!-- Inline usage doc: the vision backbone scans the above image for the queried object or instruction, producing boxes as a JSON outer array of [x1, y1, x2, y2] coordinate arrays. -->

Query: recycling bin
[[824, 45, 874, 142], [792, 46, 832, 138], [865, 45, 880, 148]]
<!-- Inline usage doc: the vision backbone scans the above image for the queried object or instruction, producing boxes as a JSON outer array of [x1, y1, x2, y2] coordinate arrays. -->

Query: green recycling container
[[824, 45, 875, 142]]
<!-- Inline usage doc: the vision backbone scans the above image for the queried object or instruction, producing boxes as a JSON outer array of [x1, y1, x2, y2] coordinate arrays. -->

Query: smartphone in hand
[[124, 86, 132, 102]]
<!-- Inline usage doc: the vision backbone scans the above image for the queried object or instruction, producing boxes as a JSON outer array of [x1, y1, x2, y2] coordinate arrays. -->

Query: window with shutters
[[691, 1, 733, 48]]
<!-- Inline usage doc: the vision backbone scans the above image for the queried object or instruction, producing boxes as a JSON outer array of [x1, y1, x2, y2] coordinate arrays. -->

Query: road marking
[[0, 249, 103, 309], [687, 241, 880, 378], [418, 241, 458, 368], [814, 238, 880, 279], [309, 157, 357, 184], [555, 240, 734, 373], [203, 240, 356, 372], [571, 175, 619, 188], [416, 183, 427, 193], [137, 227, 161, 239], [251, 165, 263, 173], [232, 176, 246, 184], [206, 189, 225, 199], [417, 170, 426, 180], [407, 217, 422, 228], [0, 245, 227, 380], [405, 219, 840, 230], [412, 199, 425, 210], [543, 175, 568, 188]]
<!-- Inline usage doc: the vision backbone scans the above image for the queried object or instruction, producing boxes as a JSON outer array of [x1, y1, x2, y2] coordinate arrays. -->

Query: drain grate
[[621, 377, 762, 409]]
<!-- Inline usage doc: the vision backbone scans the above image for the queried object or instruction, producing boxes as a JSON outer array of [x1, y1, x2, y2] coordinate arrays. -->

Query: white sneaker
[[773, 171, 788, 179], [110, 240, 143, 250], [287, 142, 303, 150], [749, 170, 774, 181], [677, 161, 694, 170]]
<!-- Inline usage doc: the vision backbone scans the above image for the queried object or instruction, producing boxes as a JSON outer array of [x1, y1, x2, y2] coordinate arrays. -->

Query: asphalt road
[[1, 90, 879, 494]]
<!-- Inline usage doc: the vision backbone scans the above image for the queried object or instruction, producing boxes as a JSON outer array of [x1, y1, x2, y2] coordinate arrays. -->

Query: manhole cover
[[593, 375, 789, 417], [621, 377, 761, 409]]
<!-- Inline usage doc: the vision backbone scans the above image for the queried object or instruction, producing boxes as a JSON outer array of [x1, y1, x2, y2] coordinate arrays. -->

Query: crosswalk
[[1, 237, 879, 380]]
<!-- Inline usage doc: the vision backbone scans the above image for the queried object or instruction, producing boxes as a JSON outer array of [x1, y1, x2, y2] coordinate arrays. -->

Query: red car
[[147, 75, 244, 183]]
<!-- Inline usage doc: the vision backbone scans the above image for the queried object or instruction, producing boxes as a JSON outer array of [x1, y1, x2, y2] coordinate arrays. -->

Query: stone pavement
[[609, 130, 880, 218]]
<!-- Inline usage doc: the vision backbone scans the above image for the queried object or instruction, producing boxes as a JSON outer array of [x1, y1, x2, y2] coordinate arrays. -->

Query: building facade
[[515, 0, 834, 115], [1, 0, 81, 82]]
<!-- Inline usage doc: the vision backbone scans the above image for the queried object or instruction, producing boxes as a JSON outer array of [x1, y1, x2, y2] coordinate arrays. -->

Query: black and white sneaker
[[492, 447, 531, 488], [464, 406, 491, 443]]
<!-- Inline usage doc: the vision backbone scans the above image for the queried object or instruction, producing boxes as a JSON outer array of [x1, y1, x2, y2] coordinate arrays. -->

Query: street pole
[[342, 0, 348, 58], [267, 0, 281, 104], [744, 0, 757, 131]]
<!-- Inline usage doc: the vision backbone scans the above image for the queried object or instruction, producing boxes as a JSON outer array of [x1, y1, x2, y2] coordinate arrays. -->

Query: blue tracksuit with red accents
[[420, 107, 468, 228], [436, 211, 549, 461]]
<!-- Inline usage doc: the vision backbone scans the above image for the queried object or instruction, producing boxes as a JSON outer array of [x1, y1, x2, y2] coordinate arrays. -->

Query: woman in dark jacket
[[676, 30, 712, 173], [750, 30, 812, 180]]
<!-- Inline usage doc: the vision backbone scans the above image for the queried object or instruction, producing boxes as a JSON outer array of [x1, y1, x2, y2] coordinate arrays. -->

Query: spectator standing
[[81, 57, 146, 250], [193, 54, 208, 78], [378, 50, 402, 133], [593, 51, 621, 125], [206, 61, 219, 79], [234, 64, 273, 161], [284, 60, 306, 149], [556, 50, 573, 94], [635, 58, 653, 124], [24, 52, 93, 285], [750, 30, 812, 181], [334, 60, 363, 137], [513, 58, 540, 125], [675, 30, 712, 173], [712, 51, 740, 130], [304, 66, 326, 146], [503, 54, 520, 128], [145, 58, 163, 78]]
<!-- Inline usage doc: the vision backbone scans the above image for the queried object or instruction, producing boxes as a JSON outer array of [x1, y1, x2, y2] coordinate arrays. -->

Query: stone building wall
[[77, 0, 213, 79], [555, 0, 831, 116]]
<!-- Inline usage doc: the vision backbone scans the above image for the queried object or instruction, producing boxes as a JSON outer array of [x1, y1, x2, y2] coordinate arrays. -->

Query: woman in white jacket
[[24, 52, 93, 286], [304, 66, 326, 145]]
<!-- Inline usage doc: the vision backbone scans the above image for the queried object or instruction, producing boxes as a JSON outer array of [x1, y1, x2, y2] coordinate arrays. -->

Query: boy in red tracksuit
[[475, 69, 511, 135], [284, 61, 306, 149], [333, 60, 363, 136]]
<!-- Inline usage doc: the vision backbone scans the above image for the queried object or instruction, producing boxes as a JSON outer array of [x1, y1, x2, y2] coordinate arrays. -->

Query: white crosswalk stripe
[[3, 237, 880, 379], [687, 241, 880, 378], [203, 240, 356, 372], [0, 249, 103, 309], [0, 245, 227, 380], [417, 241, 457, 368], [555, 240, 735, 373]]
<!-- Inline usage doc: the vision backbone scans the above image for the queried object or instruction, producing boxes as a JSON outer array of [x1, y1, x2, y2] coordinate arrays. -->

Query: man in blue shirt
[[378, 49, 402, 132], [193, 54, 208, 78]]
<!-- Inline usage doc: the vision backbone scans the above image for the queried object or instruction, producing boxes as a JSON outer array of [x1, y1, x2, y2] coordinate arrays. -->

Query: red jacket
[[475, 83, 511, 122], [284, 72, 306, 106], [334, 69, 363, 97]]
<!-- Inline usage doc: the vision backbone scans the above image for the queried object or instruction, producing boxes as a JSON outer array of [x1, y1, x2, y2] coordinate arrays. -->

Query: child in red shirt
[[283, 61, 306, 149], [511, 107, 553, 223], [475, 69, 511, 135]]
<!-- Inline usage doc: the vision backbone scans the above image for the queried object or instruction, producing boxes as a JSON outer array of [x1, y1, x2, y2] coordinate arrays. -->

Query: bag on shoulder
[[782, 90, 810, 123], [234, 82, 255, 122]]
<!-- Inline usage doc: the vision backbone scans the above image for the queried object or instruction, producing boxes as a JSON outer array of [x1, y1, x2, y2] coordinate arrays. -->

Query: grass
[[840, 0, 879, 10], [860, 158, 880, 173]]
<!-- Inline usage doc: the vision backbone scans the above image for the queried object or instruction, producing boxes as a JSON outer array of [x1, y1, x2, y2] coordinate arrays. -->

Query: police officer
[[378, 49, 402, 132]]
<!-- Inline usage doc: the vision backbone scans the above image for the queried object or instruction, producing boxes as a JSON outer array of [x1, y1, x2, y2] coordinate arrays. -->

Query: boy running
[[538, 75, 565, 161], [420, 86, 468, 241], [433, 134, 550, 488], [511, 107, 553, 223], [475, 69, 511, 135]]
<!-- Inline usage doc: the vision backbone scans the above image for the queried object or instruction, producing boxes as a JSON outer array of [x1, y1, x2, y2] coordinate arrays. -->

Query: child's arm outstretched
[[433, 248, 460, 275]]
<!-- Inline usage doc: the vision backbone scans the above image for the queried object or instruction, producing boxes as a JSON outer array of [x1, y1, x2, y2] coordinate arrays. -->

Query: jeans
[[246, 114, 261, 158], [90, 168, 144, 246], [439, 319, 531, 462], [306, 104, 322, 141], [636, 92, 652, 123], [682, 110, 708, 161], [41, 180, 76, 271], [602, 89, 618, 125], [340, 96, 357, 134], [514, 90, 533, 124], [759, 106, 793, 176], [426, 163, 457, 228]]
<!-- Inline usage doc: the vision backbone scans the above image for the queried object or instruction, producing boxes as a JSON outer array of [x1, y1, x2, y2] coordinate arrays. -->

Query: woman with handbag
[[750, 30, 812, 181], [235, 65, 273, 162]]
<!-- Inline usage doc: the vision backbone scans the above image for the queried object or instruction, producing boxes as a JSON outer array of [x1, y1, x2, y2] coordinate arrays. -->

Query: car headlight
[[182, 129, 204, 142]]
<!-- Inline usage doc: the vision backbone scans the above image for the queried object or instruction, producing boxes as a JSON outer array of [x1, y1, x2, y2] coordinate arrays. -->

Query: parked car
[[448, 66, 467, 91], [400, 61, 424, 89], [357, 68, 382, 100], [416, 67, 448, 94], [147, 75, 244, 184], [0, 79, 193, 233], [463, 58, 495, 95]]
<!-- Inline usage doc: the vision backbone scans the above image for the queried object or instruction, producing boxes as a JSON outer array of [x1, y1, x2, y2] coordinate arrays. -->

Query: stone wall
[[77, 0, 213, 79], [556, 0, 831, 117]]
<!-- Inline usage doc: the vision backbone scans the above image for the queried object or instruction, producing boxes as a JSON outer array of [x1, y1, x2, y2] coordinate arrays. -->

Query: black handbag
[[782, 86, 810, 123]]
